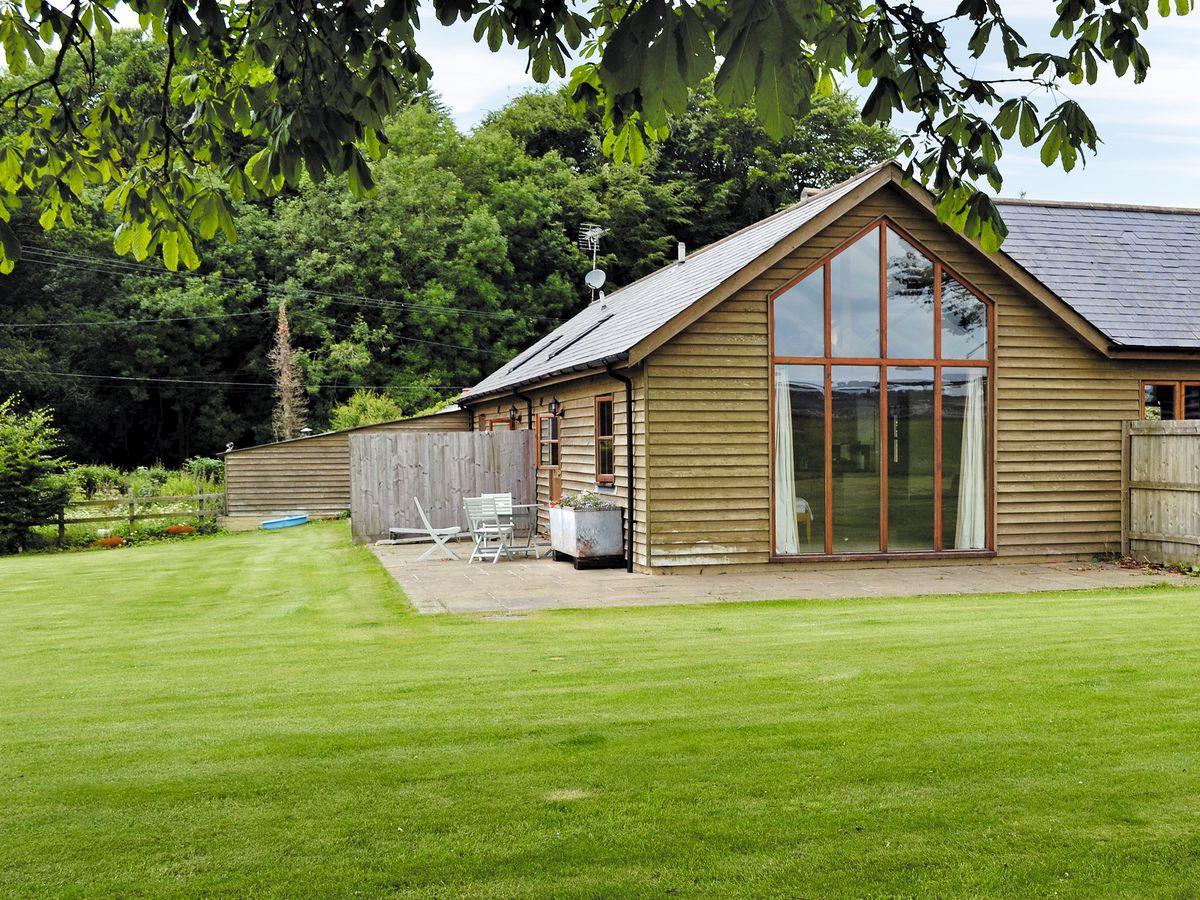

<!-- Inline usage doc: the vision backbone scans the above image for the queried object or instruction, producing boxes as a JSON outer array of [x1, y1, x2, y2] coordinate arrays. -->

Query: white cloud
[[418, 22, 562, 129]]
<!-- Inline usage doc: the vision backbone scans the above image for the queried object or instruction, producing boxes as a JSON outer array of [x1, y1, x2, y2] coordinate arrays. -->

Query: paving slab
[[369, 542, 1187, 615]]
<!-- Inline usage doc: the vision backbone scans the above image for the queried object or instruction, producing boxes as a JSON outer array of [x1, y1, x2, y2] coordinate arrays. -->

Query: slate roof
[[464, 165, 1200, 401], [994, 199, 1200, 349], [462, 164, 883, 400]]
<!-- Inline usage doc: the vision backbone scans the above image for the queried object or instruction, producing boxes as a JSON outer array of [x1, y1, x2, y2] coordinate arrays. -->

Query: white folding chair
[[384, 498, 462, 561], [464, 496, 515, 564]]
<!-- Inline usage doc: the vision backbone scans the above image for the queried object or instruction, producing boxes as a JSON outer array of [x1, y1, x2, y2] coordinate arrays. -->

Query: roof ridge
[[997, 197, 1200, 216], [683, 159, 894, 262], [592, 160, 894, 309]]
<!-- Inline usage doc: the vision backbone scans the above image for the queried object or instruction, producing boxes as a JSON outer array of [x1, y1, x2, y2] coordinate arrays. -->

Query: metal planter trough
[[549, 504, 624, 569]]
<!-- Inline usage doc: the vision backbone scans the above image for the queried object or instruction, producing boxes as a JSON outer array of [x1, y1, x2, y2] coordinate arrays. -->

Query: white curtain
[[955, 373, 986, 550], [774, 367, 800, 554]]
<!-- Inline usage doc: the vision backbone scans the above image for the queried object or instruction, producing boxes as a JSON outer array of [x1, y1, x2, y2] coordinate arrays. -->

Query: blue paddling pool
[[262, 514, 308, 530]]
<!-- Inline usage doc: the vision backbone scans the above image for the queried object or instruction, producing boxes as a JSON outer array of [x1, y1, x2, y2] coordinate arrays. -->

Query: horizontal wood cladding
[[645, 294, 772, 567], [223, 409, 469, 516], [483, 371, 648, 566], [642, 183, 1200, 568]]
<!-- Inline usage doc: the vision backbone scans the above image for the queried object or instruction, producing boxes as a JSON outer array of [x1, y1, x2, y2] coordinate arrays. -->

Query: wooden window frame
[[536, 413, 560, 470], [595, 394, 615, 485], [768, 216, 997, 562], [1140, 381, 1200, 421]]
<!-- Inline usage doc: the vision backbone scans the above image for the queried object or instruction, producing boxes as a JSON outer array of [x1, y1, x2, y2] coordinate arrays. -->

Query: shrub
[[144, 464, 171, 487], [94, 535, 126, 548], [160, 471, 202, 497], [72, 463, 124, 499], [0, 396, 73, 553], [165, 523, 195, 535], [184, 456, 224, 485], [124, 464, 176, 496], [328, 390, 405, 431]]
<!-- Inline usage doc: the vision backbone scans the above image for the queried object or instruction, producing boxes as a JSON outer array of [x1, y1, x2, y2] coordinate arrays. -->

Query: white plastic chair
[[385, 498, 462, 561], [464, 496, 515, 564], [483, 492, 514, 517], [483, 492, 542, 557]]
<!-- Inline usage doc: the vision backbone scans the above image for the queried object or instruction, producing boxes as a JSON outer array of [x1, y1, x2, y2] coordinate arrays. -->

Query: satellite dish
[[585, 268, 606, 290]]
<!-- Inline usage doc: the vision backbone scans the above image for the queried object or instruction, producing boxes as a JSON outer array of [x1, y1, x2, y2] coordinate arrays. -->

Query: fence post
[[1120, 419, 1131, 558], [127, 489, 136, 529], [57, 508, 65, 547]]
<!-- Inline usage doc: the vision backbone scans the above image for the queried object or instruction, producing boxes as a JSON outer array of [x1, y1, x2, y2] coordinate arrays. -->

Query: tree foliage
[[0, 0, 1189, 270], [328, 390, 406, 432], [0, 36, 896, 466], [0, 395, 72, 551]]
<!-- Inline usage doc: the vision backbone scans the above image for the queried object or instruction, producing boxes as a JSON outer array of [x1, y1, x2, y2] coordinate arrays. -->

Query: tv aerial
[[578, 222, 608, 302]]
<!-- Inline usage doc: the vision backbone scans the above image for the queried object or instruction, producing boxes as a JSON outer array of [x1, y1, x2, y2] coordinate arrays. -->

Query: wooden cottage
[[459, 161, 1200, 573], [224, 404, 468, 518]]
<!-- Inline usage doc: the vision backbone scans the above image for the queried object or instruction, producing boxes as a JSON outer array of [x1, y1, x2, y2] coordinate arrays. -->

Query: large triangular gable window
[[771, 220, 992, 558]]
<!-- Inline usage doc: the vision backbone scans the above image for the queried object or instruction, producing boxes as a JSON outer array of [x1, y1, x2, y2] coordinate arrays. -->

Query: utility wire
[[4, 256, 515, 357], [0, 304, 507, 358], [0, 309, 275, 328], [16, 243, 554, 324], [0, 365, 468, 393], [12, 249, 539, 354]]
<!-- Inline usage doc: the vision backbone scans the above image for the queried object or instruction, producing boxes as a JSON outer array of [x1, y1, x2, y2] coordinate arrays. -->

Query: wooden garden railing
[[51, 492, 226, 545]]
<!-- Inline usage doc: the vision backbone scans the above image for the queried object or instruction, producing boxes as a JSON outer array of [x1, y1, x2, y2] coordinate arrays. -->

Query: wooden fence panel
[[349, 430, 535, 542], [1125, 420, 1200, 566]]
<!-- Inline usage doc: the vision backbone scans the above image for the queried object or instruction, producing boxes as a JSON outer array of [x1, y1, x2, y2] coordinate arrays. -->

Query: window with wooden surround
[[537, 413, 559, 468], [1142, 382, 1200, 420], [595, 394, 615, 484], [771, 219, 993, 558]]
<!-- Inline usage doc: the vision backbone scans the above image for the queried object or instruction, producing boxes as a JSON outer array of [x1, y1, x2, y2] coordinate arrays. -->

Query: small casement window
[[536, 413, 559, 468], [595, 394, 615, 484], [1143, 382, 1200, 420]]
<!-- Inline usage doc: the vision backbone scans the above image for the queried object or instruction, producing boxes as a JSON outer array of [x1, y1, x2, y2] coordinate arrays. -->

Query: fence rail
[[48, 492, 225, 544]]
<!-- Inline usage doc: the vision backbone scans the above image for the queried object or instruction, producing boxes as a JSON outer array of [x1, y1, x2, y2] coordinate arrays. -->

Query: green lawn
[[3, 522, 1200, 897]]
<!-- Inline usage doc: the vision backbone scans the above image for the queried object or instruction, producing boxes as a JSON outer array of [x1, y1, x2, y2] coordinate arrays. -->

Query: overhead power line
[[0, 306, 506, 357], [16, 243, 554, 324], [0, 365, 469, 393], [0, 309, 275, 328], [2, 255, 515, 357]]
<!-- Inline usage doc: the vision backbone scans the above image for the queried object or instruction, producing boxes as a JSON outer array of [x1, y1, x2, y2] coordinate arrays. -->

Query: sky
[[418, 4, 1200, 207]]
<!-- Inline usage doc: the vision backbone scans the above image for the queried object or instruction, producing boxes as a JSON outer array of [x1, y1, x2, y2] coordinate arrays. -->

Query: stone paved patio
[[370, 541, 1184, 615]]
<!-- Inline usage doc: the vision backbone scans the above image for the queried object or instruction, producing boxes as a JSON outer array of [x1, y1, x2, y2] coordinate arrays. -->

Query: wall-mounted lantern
[[548, 396, 563, 418], [507, 403, 521, 429]]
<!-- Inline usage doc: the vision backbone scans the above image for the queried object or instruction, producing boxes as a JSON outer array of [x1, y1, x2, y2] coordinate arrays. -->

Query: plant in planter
[[549, 492, 624, 569]]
